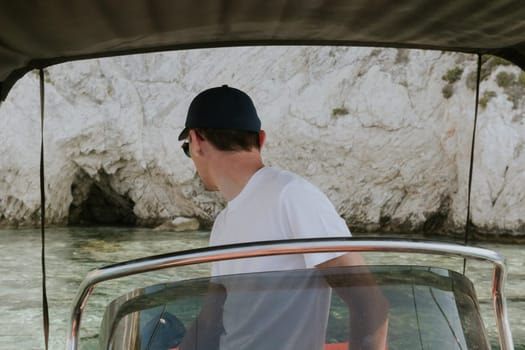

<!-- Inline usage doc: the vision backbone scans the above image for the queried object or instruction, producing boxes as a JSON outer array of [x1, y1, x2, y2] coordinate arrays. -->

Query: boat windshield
[[99, 265, 489, 350]]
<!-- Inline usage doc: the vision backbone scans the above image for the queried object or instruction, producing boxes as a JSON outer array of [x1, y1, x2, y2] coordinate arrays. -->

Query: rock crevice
[[68, 169, 137, 226]]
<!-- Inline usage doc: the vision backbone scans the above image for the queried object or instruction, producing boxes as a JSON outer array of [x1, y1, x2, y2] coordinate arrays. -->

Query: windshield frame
[[66, 238, 513, 350]]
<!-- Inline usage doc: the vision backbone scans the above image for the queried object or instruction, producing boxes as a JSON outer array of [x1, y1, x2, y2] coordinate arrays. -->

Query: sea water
[[0, 227, 523, 349]]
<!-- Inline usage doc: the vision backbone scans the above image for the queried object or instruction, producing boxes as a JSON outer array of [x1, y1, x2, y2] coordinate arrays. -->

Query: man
[[178, 85, 388, 350]]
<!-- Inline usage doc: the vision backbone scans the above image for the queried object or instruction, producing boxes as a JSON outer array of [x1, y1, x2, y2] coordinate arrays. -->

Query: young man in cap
[[178, 85, 388, 350]]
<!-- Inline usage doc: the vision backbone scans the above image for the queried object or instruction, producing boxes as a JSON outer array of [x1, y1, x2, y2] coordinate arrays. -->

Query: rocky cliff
[[0, 47, 523, 236]]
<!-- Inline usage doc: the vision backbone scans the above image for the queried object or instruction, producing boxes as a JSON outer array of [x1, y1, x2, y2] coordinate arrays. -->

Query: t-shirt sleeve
[[279, 179, 351, 268]]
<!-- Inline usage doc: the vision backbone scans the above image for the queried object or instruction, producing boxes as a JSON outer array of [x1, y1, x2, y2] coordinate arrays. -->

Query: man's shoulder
[[263, 167, 308, 185], [264, 168, 326, 201]]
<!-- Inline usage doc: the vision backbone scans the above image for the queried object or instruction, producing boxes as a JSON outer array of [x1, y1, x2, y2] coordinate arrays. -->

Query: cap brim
[[178, 127, 189, 141]]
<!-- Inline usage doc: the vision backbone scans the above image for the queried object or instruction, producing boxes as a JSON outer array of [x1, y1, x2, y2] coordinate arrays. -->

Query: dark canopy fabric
[[1, 0, 525, 100]]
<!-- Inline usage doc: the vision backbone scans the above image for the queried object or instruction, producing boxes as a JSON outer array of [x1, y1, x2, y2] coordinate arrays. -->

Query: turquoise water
[[0, 227, 211, 350], [0, 227, 523, 349]]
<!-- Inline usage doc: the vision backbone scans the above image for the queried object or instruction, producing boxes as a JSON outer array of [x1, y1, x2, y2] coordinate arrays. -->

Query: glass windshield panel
[[100, 265, 489, 350]]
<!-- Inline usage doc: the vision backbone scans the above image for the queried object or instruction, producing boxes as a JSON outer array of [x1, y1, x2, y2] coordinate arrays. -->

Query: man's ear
[[189, 129, 203, 155], [258, 130, 266, 149]]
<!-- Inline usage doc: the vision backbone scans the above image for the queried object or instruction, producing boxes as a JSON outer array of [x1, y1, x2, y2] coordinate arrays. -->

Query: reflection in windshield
[[101, 265, 489, 350]]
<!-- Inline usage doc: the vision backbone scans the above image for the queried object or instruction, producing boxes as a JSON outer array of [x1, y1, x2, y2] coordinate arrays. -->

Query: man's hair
[[194, 128, 260, 151]]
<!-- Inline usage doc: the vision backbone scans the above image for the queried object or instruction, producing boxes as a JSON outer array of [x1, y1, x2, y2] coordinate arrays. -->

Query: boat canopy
[[1, 0, 525, 101]]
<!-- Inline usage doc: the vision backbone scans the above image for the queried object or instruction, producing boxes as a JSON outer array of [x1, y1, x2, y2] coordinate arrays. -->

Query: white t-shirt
[[209, 167, 351, 349]]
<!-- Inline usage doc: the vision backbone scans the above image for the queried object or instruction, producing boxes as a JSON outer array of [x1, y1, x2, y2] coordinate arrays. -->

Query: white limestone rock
[[154, 217, 200, 232], [0, 47, 523, 236]]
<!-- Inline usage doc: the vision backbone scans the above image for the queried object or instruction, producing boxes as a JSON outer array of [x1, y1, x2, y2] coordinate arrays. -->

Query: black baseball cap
[[178, 85, 261, 141]]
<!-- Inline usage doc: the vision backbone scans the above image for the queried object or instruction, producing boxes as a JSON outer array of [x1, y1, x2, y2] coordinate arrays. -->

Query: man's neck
[[211, 152, 264, 201]]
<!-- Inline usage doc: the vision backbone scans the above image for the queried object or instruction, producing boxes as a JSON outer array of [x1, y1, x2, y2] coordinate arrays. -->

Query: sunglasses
[[181, 141, 191, 158]]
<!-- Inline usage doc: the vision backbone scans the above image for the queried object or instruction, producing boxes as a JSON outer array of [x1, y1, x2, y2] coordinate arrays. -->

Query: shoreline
[[1, 224, 524, 244]]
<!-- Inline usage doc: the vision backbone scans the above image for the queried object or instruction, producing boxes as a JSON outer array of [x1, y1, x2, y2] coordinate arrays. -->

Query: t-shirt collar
[[227, 166, 268, 210]]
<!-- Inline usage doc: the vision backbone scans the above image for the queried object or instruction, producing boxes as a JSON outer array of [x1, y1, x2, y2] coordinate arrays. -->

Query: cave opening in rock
[[68, 169, 137, 226]]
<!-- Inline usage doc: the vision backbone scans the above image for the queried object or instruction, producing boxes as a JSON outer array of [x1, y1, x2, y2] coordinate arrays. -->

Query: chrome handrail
[[66, 238, 514, 350]]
